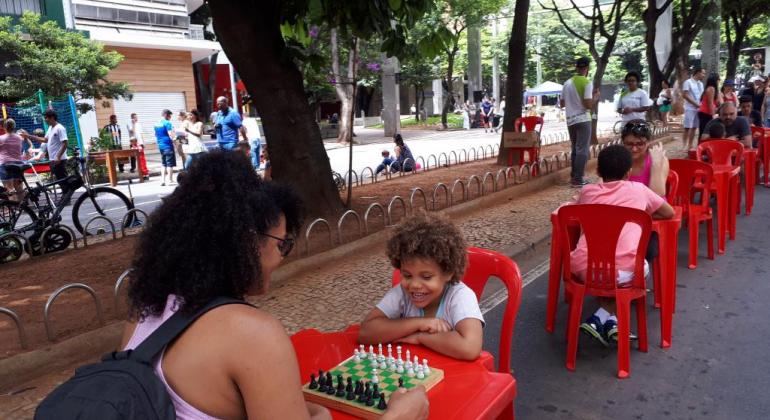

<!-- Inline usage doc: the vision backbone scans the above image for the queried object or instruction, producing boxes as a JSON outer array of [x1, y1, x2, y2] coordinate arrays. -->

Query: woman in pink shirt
[[623, 120, 669, 196], [571, 145, 674, 346], [0, 119, 25, 201]]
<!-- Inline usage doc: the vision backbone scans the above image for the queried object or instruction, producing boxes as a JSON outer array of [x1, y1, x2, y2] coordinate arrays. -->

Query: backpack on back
[[34, 297, 247, 419]]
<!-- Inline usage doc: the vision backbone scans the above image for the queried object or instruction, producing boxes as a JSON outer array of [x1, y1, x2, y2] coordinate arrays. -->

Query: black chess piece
[[326, 372, 333, 386], [372, 384, 379, 396], [335, 378, 346, 397], [354, 381, 363, 396], [398, 378, 404, 388], [364, 382, 371, 397], [318, 375, 328, 392], [346, 389, 356, 401], [357, 387, 368, 403], [345, 377, 353, 393], [326, 381, 337, 395], [309, 374, 318, 390], [318, 369, 324, 380], [365, 394, 375, 407], [377, 392, 387, 410]]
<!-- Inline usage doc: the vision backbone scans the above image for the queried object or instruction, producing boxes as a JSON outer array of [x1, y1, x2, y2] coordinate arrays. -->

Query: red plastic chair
[[391, 247, 523, 375], [751, 126, 770, 186], [668, 160, 715, 269], [664, 170, 678, 206], [651, 170, 679, 309], [507, 116, 543, 168], [557, 204, 650, 379], [696, 140, 743, 250]]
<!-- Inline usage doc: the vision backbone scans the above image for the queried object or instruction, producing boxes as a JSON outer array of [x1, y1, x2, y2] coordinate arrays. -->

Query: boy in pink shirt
[[571, 145, 674, 346]]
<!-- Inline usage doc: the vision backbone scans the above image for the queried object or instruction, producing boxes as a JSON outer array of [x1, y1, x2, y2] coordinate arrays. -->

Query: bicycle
[[0, 155, 135, 263]]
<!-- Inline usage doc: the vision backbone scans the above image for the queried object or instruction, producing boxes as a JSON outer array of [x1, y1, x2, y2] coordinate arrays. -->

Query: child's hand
[[419, 318, 451, 334], [650, 143, 666, 166], [395, 333, 422, 345]]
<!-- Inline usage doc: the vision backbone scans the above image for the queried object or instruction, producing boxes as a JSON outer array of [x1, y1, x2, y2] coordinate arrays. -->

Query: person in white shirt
[[561, 56, 600, 187], [128, 113, 149, 180], [681, 67, 705, 150], [21, 109, 72, 202], [493, 96, 506, 133], [615, 71, 653, 123]]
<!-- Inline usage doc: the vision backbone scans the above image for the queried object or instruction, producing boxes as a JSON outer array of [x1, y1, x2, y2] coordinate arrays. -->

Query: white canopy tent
[[524, 81, 564, 97]]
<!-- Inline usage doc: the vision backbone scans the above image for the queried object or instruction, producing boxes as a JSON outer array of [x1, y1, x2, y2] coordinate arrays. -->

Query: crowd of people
[[462, 96, 506, 133]]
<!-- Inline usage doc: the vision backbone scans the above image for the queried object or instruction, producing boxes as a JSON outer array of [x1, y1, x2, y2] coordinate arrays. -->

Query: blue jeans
[[250, 140, 262, 170], [567, 121, 591, 184], [184, 152, 203, 170], [376, 157, 394, 175], [218, 142, 237, 151]]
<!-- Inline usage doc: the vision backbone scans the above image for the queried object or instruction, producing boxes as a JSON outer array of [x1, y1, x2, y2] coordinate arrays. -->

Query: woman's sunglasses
[[258, 232, 295, 257], [621, 120, 651, 139]]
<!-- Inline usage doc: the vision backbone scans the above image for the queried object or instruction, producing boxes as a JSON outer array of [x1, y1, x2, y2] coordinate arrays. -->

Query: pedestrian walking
[[214, 96, 248, 151], [154, 109, 176, 186], [20, 109, 71, 203], [681, 67, 705, 150], [561, 56, 600, 187], [174, 110, 188, 165], [128, 113, 149, 180], [183, 109, 206, 170]]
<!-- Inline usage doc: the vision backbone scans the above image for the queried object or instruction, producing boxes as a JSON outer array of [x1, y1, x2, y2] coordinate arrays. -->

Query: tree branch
[[539, 0, 592, 46]]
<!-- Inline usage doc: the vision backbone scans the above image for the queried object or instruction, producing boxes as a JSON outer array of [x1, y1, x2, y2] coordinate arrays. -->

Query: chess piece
[[372, 384, 379, 396], [309, 374, 318, 389], [368, 345, 375, 360], [357, 387, 368, 403], [346, 377, 353, 393], [396, 359, 405, 374], [379, 357, 387, 370], [326, 383, 336, 395], [353, 349, 361, 362], [378, 343, 383, 359], [336, 377, 346, 397], [346, 389, 356, 401], [423, 359, 430, 375], [325, 373, 335, 395], [317, 374, 328, 392], [359, 344, 365, 356], [398, 378, 404, 388], [377, 392, 387, 410], [354, 380, 363, 396], [371, 368, 379, 384], [406, 350, 411, 366], [416, 364, 425, 379], [365, 394, 375, 407], [396, 345, 402, 361], [406, 364, 415, 377], [387, 343, 393, 359]]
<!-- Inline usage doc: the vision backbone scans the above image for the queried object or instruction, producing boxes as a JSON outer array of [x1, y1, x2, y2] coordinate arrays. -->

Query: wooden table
[[291, 325, 516, 420], [97, 149, 142, 187], [546, 207, 682, 348]]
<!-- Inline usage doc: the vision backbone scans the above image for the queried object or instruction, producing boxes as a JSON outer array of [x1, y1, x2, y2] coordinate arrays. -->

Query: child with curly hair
[[359, 214, 483, 360]]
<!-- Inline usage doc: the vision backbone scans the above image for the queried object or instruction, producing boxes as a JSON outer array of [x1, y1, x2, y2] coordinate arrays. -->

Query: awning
[[83, 27, 221, 62], [525, 81, 564, 97]]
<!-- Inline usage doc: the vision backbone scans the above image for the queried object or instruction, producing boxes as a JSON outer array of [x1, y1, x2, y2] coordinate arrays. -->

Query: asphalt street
[[481, 187, 770, 420]]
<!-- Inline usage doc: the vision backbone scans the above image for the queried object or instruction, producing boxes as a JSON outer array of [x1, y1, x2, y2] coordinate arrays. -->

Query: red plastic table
[[546, 207, 682, 348], [291, 325, 516, 420]]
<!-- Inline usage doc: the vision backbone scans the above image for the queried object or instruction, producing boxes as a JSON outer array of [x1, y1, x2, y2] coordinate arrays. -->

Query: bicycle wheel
[[0, 200, 37, 234], [71, 187, 134, 235], [0, 235, 23, 263], [37, 226, 73, 255]]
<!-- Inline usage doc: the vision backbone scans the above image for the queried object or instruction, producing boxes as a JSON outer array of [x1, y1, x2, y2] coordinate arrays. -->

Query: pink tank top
[[124, 295, 222, 420], [629, 153, 652, 187]]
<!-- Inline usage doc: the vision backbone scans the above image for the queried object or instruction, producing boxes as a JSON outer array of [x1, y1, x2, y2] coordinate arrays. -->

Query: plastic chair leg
[[545, 239, 561, 333], [565, 288, 585, 372], [635, 297, 649, 352], [687, 215, 699, 269], [729, 177, 739, 240], [615, 299, 632, 379], [496, 401, 515, 420], [652, 259, 662, 309], [706, 218, 715, 260]]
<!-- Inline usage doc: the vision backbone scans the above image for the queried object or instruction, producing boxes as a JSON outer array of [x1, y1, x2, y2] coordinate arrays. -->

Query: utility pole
[[492, 16, 500, 102]]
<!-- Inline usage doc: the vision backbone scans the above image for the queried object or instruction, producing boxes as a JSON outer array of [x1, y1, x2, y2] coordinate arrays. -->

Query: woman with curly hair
[[120, 150, 427, 420], [359, 214, 484, 360]]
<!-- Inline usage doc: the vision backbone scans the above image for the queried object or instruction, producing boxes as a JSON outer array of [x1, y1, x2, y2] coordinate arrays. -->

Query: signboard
[[503, 131, 539, 148]]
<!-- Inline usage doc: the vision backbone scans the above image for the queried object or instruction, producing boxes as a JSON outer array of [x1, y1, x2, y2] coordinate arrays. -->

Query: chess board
[[302, 354, 444, 419]]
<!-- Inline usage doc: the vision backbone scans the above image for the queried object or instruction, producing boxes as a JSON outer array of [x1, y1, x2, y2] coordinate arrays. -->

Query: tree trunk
[[414, 85, 420, 121], [331, 29, 358, 144], [208, 0, 343, 216], [724, 14, 750, 81], [497, 0, 530, 165], [441, 50, 456, 129], [208, 52, 219, 120]]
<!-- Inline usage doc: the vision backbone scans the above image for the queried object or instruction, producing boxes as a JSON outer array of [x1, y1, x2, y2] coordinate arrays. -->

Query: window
[[73, 5, 189, 29], [0, 0, 43, 15]]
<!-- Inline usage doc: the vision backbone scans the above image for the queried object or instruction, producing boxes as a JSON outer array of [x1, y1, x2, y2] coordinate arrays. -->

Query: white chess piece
[[387, 344, 393, 358], [396, 345, 402, 361], [416, 364, 425, 379], [406, 350, 411, 365], [368, 345, 375, 360], [379, 357, 387, 370], [371, 368, 379, 384], [406, 363, 415, 377], [353, 349, 360, 362], [413, 355, 419, 369], [396, 359, 404, 374], [422, 358, 430, 375], [378, 343, 383, 358]]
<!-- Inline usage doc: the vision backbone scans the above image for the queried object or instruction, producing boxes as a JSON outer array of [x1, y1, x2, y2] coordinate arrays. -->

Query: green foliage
[[0, 12, 131, 113]]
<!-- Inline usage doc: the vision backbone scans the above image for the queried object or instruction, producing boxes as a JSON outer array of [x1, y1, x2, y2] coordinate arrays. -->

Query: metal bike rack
[[83, 216, 117, 247], [39, 225, 79, 254], [495, 168, 508, 189], [481, 172, 496, 194], [0, 232, 32, 259], [427, 154, 437, 170], [469, 148, 478, 161], [304, 218, 333, 255], [0, 307, 28, 349], [120, 208, 149, 238], [343, 170, 359, 187], [409, 187, 428, 212], [478, 146, 486, 159], [401, 158, 415, 175], [449, 150, 459, 165], [493, 144, 500, 155], [540, 158, 551, 174], [417, 156, 427, 172], [451, 179, 467, 203], [114, 268, 134, 310], [360, 167, 375, 184], [387, 196, 408, 225], [467, 175, 482, 198], [552, 154, 561, 170], [520, 164, 531, 182], [44, 283, 105, 342], [336, 210, 362, 244], [438, 152, 449, 168], [431, 183, 451, 210], [363, 203, 387, 234], [459, 149, 468, 164], [485, 145, 494, 158], [505, 166, 519, 184]]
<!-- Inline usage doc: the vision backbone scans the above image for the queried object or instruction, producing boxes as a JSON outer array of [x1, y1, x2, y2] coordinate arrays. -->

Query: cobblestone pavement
[[0, 139, 686, 418]]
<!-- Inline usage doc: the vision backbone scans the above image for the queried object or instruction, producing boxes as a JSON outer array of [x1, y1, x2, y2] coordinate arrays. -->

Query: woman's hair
[[597, 145, 633, 182], [189, 109, 200, 122], [3, 118, 16, 132], [624, 71, 641, 83], [386, 214, 467, 283], [621, 119, 652, 142], [394, 134, 404, 146], [705, 73, 719, 90], [128, 150, 304, 318]]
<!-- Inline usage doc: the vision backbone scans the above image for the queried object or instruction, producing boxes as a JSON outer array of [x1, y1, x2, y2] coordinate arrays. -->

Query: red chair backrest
[[515, 116, 543, 133], [391, 247, 522, 374], [669, 159, 714, 214], [557, 204, 651, 291], [696, 139, 744, 167], [665, 170, 679, 206]]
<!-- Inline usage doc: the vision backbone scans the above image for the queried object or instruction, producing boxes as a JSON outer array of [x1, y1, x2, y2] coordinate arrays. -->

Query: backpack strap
[[130, 297, 251, 364]]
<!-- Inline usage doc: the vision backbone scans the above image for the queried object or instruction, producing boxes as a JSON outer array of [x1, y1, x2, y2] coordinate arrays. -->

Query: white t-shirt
[[682, 78, 703, 111], [562, 78, 594, 126], [45, 123, 68, 161], [616, 89, 653, 122], [128, 121, 144, 145], [498, 100, 506, 116], [376, 282, 484, 329]]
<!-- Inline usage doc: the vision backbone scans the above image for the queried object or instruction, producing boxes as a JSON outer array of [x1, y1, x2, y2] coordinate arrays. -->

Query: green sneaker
[[604, 319, 638, 342], [580, 315, 608, 347]]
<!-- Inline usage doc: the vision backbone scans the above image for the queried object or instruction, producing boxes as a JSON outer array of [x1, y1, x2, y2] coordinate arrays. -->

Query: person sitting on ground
[[391, 134, 414, 173], [700, 102, 753, 148], [0, 118, 26, 202], [121, 150, 428, 420], [375, 149, 394, 176], [572, 145, 675, 346], [359, 214, 484, 360], [622, 120, 669, 196]]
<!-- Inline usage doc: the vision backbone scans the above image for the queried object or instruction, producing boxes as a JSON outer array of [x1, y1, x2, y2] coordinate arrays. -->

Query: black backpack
[[35, 297, 248, 419]]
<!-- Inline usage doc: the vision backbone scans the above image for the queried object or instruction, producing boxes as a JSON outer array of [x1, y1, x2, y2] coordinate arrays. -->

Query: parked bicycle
[[0, 155, 135, 263]]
